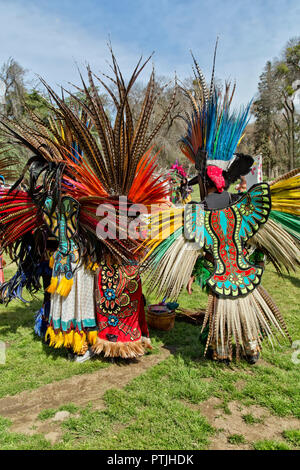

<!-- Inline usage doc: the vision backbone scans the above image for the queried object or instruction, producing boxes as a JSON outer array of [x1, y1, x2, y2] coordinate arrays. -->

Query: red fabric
[[206, 165, 225, 193], [95, 263, 149, 343]]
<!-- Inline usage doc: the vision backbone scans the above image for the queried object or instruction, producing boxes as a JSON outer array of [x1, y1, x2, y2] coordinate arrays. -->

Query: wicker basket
[[147, 308, 176, 331]]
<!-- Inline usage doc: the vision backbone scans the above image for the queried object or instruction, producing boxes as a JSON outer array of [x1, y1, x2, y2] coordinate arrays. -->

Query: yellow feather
[[87, 330, 98, 345], [45, 326, 56, 347], [56, 277, 73, 297], [73, 331, 86, 354], [46, 276, 58, 294], [63, 330, 74, 347], [54, 331, 64, 348]]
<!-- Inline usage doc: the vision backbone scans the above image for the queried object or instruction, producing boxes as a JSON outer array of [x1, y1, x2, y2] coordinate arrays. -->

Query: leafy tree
[[24, 89, 50, 122], [254, 37, 300, 175], [0, 58, 27, 119]]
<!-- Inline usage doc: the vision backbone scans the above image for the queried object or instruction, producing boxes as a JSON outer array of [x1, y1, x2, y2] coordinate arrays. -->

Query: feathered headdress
[[180, 42, 253, 196], [0, 147, 18, 182], [0, 48, 176, 264]]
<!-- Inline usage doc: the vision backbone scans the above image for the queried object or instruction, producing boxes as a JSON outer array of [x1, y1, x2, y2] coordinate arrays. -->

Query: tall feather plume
[[190, 50, 209, 108], [62, 48, 173, 197], [38, 78, 110, 186], [209, 37, 219, 99], [0, 48, 174, 265], [0, 148, 18, 181], [180, 47, 251, 199]]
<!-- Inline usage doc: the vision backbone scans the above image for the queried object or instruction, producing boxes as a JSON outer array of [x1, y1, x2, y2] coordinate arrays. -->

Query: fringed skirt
[[46, 264, 97, 354], [92, 262, 152, 359], [201, 285, 291, 361]]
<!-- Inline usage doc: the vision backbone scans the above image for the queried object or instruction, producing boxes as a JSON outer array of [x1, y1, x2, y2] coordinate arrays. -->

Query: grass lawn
[[0, 253, 299, 449], [0, 261, 110, 399]]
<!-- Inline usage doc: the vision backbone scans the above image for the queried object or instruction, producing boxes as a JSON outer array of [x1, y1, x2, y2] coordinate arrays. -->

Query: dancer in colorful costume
[[0, 153, 98, 354], [143, 51, 300, 363], [0, 50, 175, 359], [168, 160, 192, 205]]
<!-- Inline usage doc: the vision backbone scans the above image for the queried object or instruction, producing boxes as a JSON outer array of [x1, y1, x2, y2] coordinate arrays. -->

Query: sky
[[0, 0, 299, 109]]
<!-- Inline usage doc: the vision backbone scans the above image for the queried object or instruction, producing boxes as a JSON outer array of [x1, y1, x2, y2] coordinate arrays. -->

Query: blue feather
[[34, 301, 50, 338], [181, 87, 251, 164]]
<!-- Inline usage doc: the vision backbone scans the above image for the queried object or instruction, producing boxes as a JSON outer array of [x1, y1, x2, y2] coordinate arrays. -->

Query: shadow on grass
[[0, 297, 41, 333], [0, 295, 249, 368], [149, 320, 206, 363], [148, 318, 255, 371], [279, 272, 300, 289], [0, 297, 71, 360], [39, 338, 70, 360]]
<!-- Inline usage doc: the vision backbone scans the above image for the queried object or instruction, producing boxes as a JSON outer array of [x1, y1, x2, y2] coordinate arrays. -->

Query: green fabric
[[192, 256, 213, 289], [249, 249, 264, 264], [51, 317, 97, 332]]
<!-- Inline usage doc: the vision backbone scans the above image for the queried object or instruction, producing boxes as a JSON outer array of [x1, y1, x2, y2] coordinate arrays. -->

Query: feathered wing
[[0, 187, 47, 302], [248, 168, 300, 274], [269, 168, 300, 237], [0, 189, 42, 248], [248, 218, 300, 273], [0, 51, 175, 265], [204, 183, 271, 297], [142, 207, 198, 299], [144, 231, 199, 300], [0, 148, 18, 181], [142, 183, 271, 300], [234, 183, 271, 241]]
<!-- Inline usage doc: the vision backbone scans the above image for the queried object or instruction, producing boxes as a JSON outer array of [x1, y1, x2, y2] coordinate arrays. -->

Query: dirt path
[[1, 347, 299, 449], [185, 397, 300, 450], [0, 347, 170, 440]]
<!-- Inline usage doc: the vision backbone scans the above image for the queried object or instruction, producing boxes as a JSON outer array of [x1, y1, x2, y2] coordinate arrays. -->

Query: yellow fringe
[[63, 330, 74, 348], [45, 326, 56, 346], [56, 277, 74, 297], [54, 331, 64, 348], [49, 255, 54, 269], [87, 330, 98, 345], [73, 331, 86, 354], [45, 326, 90, 354], [46, 276, 58, 294]]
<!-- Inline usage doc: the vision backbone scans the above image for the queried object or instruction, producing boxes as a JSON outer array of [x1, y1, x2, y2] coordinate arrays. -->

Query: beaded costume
[[143, 51, 300, 362], [0, 50, 174, 358]]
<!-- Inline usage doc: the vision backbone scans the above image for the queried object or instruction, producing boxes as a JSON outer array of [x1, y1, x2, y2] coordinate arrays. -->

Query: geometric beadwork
[[185, 183, 271, 298]]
